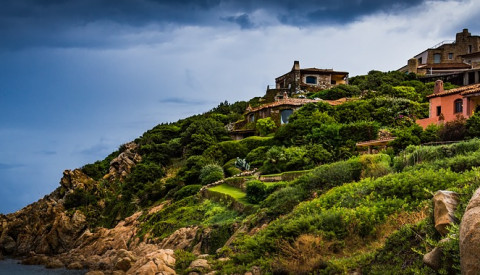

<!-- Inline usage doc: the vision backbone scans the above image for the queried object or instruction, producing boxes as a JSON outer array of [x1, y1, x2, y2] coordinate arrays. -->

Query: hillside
[[1, 70, 480, 274]]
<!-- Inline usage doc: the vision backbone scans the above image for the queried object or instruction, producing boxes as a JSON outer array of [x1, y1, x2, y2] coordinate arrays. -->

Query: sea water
[[0, 258, 86, 275]]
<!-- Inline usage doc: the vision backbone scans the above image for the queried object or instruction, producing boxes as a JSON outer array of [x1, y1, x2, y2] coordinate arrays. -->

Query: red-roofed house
[[416, 80, 480, 128]]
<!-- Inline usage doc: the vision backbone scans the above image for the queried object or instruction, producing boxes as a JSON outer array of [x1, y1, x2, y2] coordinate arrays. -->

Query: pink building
[[417, 80, 480, 128]]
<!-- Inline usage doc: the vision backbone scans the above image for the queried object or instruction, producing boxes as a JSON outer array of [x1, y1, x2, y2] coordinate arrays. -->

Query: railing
[[429, 40, 455, 49]]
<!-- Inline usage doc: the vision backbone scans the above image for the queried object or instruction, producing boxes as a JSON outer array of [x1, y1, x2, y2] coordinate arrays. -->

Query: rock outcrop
[[0, 193, 88, 256], [433, 190, 459, 235], [460, 187, 480, 274], [104, 142, 141, 181]]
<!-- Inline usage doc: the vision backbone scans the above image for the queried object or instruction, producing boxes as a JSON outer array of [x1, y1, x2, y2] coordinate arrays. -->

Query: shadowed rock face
[[460, 187, 480, 274], [0, 170, 90, 256]]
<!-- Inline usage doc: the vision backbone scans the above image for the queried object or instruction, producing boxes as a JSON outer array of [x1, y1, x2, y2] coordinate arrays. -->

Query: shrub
[[296, 158, 362, 192], [179, 155, 207, 184], [256, 117, 277, 136], [246, 180, 267, 204], [200, 164, 224, 185], [466, 113, 480, 138], [246, 146, 270, 168], [439, 116, 466, 141], [64, 189, 98, 209], [261, 186, 308, 217], [223, 159, 242, 177], [174, 185, 202, 200], [238, 136, 276, 151], [358, 153, 392, 179]]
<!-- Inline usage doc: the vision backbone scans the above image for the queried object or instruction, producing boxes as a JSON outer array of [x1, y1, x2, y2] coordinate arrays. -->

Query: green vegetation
[[70, 70, 479, 274], [209, 184, 249, 204]]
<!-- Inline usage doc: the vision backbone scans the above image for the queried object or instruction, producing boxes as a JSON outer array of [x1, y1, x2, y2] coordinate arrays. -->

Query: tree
[[256, 117, 277, 136]]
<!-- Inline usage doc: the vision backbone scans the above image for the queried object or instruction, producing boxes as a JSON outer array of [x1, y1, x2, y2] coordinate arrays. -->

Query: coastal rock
[[423, 247, 443, 270], [60, 169, 95, 190], [433, 191, 459, 235], [0, 235, 16, 254], [45, 258, 64, 269], [188, 258, 210, 274], [67, 261, 84, 270], [126, 249, 176, 275], [460, 187, 480, 274], [159, 226, 199, 250], [104, 142, 141, 181]]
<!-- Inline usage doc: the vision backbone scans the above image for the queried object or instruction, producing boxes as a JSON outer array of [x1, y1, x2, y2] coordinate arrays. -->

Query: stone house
[[230, 94, 347, 140], [275, 61, 349, 93], [400, 29, 480, 75], [416, 80, 480, 128]]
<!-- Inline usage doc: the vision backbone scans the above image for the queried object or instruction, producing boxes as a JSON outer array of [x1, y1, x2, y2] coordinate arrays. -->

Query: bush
[[439, 116, 466, 141], [466, 113, 480, 138], [246, 180, 267, 204], [200, 164, 224, 185], [174, 185, 202, 200], [179, 155, 207, 184], [246, 146, 270, 168], [223, 159, 242, 177], [64, 189, 98, 209], [256, 117, 277, 136], [261, 186, 308, 217], [246, 180, 287, 204]]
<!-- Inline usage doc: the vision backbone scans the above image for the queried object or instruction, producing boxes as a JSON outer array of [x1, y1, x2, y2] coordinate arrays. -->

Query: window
[[468, 45, 473, 54], [436, 106, 442, 116], [454, 99, 463, 113], [433, 53, 441, 64], [281, 109, 293, 124], [249, 114, 255, 122], [418, 57, 423, 64], [305, 76, 317, 84], [448, 53, 453, 60], [331, 80, 336, 85]]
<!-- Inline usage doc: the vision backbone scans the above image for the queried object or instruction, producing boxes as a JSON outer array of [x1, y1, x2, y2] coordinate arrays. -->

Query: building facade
[[275, 61, 348, 93], [416, 80, 480, 128], [401, 29, 480, 75]]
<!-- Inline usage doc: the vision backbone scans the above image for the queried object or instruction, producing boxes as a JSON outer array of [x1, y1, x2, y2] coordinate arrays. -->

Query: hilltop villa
[[399, 29, 480, 86], [416, 80, 480, 128], [230, 61, 350, 140]]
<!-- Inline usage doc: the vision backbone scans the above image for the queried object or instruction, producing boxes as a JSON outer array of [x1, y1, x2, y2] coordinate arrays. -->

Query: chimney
[[456, 28, 471, 42], [434, 80, 444, 94], [292, 60, 300, 71]]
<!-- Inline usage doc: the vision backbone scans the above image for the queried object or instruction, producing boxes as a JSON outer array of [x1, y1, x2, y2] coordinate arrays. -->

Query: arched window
[[454, 99, 463, 113], [305, 76, 317, 84]]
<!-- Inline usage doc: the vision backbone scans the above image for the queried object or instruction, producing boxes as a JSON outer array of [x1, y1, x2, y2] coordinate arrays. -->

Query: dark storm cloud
[[0, 0, 439, 49]]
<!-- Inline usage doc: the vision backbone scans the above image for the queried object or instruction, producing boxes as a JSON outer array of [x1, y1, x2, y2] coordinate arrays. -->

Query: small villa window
[[433, 53, 441, 64], [468, 45, 473, 54], [436, 106, 442, 116], [448, 53, 453, 60], [281, 109, 294, 124], [454, 99, 463, 113], [305, 76, 317, 84], [418, 57, 423, 64]]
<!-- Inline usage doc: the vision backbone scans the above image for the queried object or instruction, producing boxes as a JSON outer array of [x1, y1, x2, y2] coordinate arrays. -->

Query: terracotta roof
[[246, 98, 347, 114], [427, 83, 480, 98], [418, 63, 471, 69]]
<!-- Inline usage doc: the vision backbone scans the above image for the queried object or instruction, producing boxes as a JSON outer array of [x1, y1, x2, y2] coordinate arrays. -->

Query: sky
[[1, 0, 479, 214]]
